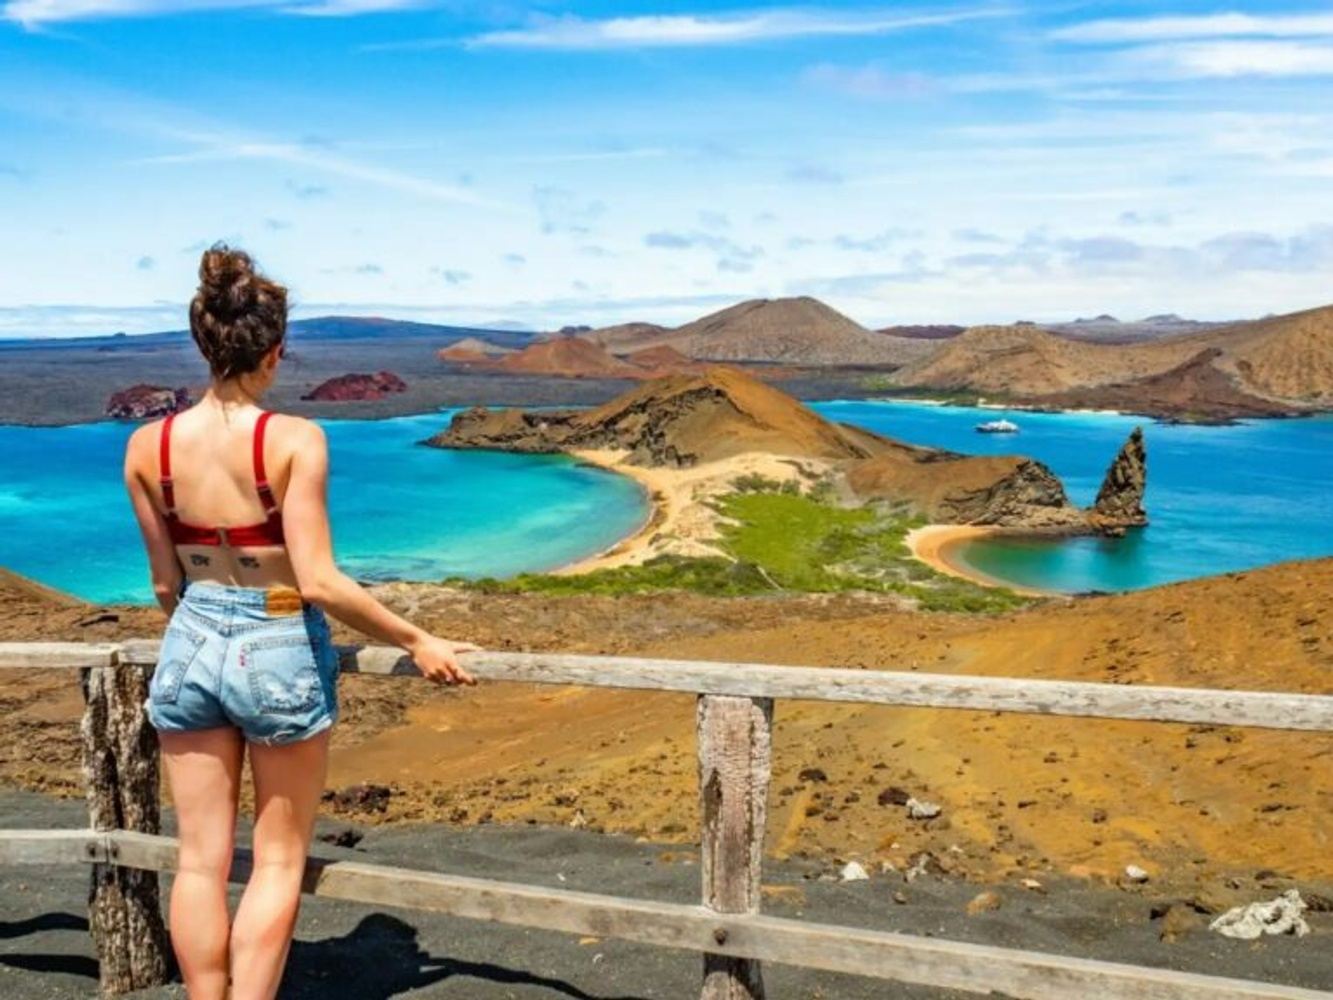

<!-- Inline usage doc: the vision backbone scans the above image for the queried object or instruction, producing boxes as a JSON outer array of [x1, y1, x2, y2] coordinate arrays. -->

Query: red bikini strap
[[159, 413, 177, 516], [253, 411, 278, 515]]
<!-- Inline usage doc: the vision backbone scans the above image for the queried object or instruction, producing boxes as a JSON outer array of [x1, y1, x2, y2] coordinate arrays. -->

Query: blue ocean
[[0, 410, 647, 604], [811, 400, 1333, 594], [2, 401, 1331, 603]]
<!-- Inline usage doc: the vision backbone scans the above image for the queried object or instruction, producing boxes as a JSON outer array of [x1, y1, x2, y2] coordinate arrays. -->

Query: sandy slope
[[2, 559, 1330, 898]]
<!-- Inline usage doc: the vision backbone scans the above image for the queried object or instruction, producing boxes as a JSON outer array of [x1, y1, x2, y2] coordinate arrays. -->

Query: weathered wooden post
[[697, 694, 773, 1000], [79, 654, 171, 994]]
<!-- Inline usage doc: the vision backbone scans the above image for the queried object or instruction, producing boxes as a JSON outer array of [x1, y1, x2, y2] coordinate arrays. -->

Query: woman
[[122, 244, 480, 1000]]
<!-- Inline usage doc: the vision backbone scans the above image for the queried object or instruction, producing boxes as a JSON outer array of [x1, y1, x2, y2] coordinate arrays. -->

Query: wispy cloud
[[36, 82, 510, 209], [462, 7, 1012, 51], [1052, 12, 1333, 45], [3, 0, 423, 27], [802, 63, 936, 100], [1117, 40, 1333, 79]]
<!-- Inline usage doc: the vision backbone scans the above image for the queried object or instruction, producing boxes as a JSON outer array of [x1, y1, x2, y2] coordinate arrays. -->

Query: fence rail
[[1, 639, 1331, 999]]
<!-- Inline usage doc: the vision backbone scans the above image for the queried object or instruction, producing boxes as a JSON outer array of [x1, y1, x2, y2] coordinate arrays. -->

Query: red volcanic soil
[[105, 384, 191, 419], [493, 337, 646, 379], [437, 337, 510, 363], [301, 371, 408, 402], [622, 344, 707, 376]]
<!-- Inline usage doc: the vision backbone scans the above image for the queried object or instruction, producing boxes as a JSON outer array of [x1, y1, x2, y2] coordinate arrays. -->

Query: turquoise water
[[4, 401, 1331, 602], [810, 400, 1333, 594], [0, 410, 647, 604]]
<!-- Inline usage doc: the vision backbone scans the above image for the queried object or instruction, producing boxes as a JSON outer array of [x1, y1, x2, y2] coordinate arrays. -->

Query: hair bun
[[198, 243, 258, 319]]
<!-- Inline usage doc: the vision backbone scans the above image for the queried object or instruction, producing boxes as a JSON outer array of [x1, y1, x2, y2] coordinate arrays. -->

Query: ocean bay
[[0, 409, 648, 604], [811, 399, 1333, 594], [4, 400, 1332, 603]]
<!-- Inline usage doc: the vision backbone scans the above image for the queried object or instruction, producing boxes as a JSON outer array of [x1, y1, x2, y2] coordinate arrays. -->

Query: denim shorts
[[143, 579, 341, 746]]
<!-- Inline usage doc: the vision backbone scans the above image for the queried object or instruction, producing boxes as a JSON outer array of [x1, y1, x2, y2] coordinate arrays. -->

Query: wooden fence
[[1, 640, 1331, 1000]]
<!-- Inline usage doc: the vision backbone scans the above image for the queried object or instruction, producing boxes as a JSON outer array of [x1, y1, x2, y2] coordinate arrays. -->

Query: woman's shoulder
[[265, 411, 326, 457], [124, 414, 167, 454]]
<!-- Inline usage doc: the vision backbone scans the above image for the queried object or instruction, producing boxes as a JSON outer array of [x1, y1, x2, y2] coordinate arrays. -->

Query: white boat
[[975, 418, 1019, 434]]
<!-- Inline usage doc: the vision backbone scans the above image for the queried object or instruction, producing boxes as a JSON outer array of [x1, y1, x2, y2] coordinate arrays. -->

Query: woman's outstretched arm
[[280, 418, 478, 685]]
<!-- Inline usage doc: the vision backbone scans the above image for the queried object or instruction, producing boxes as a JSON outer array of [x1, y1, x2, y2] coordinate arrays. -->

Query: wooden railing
[[1, 640, 1331, 999]]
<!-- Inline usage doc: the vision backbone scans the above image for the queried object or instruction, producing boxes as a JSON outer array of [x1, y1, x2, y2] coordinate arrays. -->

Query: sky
[[2, 1, 1333, 337]]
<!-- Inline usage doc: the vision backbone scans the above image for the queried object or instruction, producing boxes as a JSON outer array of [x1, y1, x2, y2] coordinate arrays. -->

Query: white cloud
[[1117, 40, 1333, 79], [283, 0, 425, 16], [1052, 12, 1333, 45], [3, 0, 421, 26], [802, 63, 935, 100], [465, 7, 1011, 51]]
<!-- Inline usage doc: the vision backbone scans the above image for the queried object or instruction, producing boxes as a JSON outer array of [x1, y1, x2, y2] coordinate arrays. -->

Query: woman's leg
[[228, 729, 331, 1000], [159, 726, 245, 1000]]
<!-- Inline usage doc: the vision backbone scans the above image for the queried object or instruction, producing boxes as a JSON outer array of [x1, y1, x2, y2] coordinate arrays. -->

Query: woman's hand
[[408, 635, 481, 686]]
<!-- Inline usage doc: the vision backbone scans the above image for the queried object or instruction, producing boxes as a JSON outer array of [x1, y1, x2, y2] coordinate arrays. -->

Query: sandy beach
[[905, 524, 1057, 598], [553, 448, 830, 575]]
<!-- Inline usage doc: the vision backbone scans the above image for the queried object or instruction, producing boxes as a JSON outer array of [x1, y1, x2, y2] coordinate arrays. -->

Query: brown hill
[[493, 337, 643, 379], [430, 367, 1140, 531], [878, 324, 966, 340], [582, 297, 932, 367], [431, 366, 882, 466], [623, 344, 707, 376], [1036, 348, 1289, 423], [5, 558, 1332, 890], [437, 336, 512, 362], [892, 324, 1198, 397], [892, 303, 1333, 418], [580, 321, 671, 352], [657, 297, 931, 366], [1203, 303, 1333, 403]]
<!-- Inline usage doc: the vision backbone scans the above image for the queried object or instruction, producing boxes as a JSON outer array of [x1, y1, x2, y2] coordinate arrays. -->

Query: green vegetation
[[457, 486, 1029, 614], [859, 378, 1010, 408]]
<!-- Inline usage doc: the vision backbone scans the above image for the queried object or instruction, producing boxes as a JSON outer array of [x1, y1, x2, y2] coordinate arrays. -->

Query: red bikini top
[[159, 411, 286, 548]]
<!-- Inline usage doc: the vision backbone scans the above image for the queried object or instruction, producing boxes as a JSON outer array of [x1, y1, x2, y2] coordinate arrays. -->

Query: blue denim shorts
[[143, 579, 341, 746]]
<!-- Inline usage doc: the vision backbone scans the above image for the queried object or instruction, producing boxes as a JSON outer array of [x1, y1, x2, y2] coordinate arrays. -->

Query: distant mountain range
[[0, 316, 537, 352], [9, 298, 1330, 424], [889, 303, 1333, 420]]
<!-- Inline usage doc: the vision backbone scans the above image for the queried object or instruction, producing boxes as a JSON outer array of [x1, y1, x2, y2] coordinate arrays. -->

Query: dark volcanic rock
[[847, 449, 1086, 529], [323, 782, 393, 813], [301, 371, 407, 402], [1087, 427, 1147, 535], [105, 384, 190, 419]]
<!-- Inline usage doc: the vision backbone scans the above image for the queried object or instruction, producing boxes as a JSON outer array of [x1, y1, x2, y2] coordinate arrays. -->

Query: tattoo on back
[[189, 554, 210, 567], [238, 555, 261, 569]]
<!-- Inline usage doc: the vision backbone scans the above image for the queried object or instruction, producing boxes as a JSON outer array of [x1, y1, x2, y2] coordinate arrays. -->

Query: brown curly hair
[[189, 243, 288, 379]]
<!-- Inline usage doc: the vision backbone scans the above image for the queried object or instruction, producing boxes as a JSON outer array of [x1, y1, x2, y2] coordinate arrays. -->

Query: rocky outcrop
[[1087, 427, 1147, 534], [428, 367, 882, 468], [301, 371, 407, 402], [105, 384, 190, 420], [846, 450, 1086, 529], [492, 337, 644, 379]]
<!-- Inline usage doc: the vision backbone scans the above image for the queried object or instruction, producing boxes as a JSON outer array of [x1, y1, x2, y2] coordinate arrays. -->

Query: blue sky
[[2, 1, 1333, 337]]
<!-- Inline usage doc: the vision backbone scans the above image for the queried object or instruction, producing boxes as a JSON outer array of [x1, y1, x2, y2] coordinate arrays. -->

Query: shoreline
[[550, 448, 832, 576], [905, 524, 1060, 599], [549, 450, 665, 575], [4, 390, 1325, 430]]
